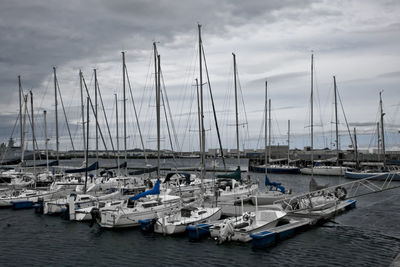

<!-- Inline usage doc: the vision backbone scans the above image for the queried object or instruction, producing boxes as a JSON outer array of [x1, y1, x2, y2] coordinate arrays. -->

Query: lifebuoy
[[334, 186, 347, 200]]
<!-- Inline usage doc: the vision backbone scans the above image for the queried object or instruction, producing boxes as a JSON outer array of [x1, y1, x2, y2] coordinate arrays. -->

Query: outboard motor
[[215, 220, 234, 244]]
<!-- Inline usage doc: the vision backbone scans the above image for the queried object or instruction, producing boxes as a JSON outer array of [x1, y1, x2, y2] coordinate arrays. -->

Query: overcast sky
[[1, 0, 399, 152]]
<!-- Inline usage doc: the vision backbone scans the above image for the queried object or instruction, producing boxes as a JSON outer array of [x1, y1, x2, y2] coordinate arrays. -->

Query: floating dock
[[250, 217, 311, 248], [186, 199, 357, 247], [250, 199, 357, 248]]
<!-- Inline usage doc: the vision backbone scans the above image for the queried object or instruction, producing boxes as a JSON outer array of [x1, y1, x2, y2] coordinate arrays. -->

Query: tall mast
[[232, 53, 240, 167], [94, 69, 99, 167], [310, 53, 314, 176], [333, 76, 339, 166], [377, 122, 380, 161], [122, 52, 127, 175], [18, 76, 23, 151], [268, 99, 272, 162], [53, 67, 59, 161], [264, 81, 268, 172], [288, 120, 290, 164], [199, 24, 205, 188], [153, 42, 159, 177], [84, 97, 89, 193], [354, 128, 359, 169], [79, 70, 86, 163], [115, 94, 120, 176], [196, 78, 201, 155], [201, 39, 226, 170], [157, 54, 161, 178], [379, 91, 386, 168], [21, 95, 27, 165], [30, 91, 36, 180], [44, 110, 49, 171]]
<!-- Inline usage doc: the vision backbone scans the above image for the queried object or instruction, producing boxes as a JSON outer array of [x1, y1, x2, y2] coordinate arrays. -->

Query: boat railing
[[274, 171, 400, 212]]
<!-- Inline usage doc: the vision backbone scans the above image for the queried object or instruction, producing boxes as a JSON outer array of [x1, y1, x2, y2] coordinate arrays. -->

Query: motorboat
[[213, 209, 286, 243], [154, 206, 222, 235]]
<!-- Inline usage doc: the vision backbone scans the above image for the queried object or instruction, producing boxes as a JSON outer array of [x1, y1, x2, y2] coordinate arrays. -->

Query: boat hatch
[[198, 210, 207, 216], [142, 202, 158, 208]]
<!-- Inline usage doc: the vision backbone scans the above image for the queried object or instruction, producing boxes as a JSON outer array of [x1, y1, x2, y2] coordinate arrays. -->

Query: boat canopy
[[217, 166, 241, 180], [163, 173, 191, 184], [102, 162, 127, 170], [25, 160, 59, 168], [129, 179, 160, 201], [64, 162, 99, 174], [129, 167, 158, 175]]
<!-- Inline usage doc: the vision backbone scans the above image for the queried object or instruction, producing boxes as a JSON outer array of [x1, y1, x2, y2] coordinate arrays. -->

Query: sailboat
[[152, 25, 223, 235], [252, 95, 300, 175], [0, 188, 65, 208], [0, 82, 68, 207], [91, 179, 181, 228], [90, 46, 185, 228], [205, 53, 258, 202], [249, 81, 289, 205], [300, 59, 347, 176], [345, 92, 400, 180]]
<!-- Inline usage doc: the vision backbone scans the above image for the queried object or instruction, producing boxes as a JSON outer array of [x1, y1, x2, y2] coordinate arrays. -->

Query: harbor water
[[0, 158, 399, 266]]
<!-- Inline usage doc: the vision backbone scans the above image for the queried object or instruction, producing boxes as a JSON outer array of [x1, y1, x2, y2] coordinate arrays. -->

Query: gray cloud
[[248, 71, 309, 87], [1, 0, 400, 151]]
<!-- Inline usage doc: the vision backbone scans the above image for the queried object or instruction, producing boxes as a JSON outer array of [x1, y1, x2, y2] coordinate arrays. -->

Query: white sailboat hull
[[250, 191, 287, 205], [0, 189, 64, 207], [98, 202, 181, 228], [300, 166, 347, 176], [207, 184, 259, 202]]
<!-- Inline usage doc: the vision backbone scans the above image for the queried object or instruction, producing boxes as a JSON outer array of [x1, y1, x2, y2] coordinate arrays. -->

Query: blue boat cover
[[65, 162, 99, 173], [265, 175, 285, 194], [129, 179, 160, 201]]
